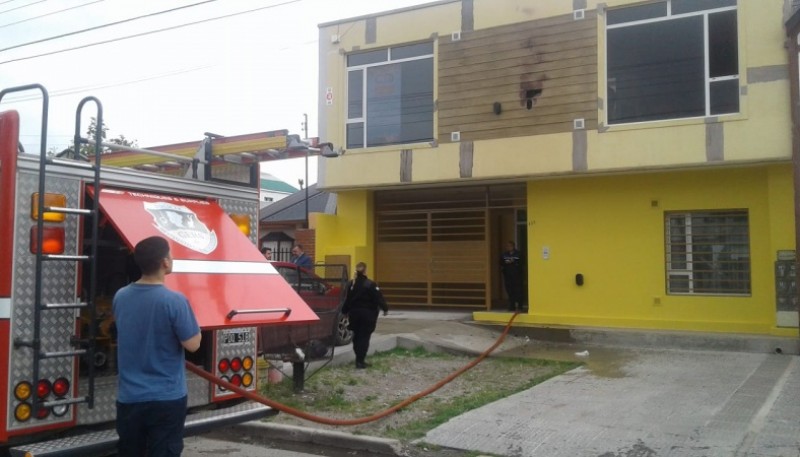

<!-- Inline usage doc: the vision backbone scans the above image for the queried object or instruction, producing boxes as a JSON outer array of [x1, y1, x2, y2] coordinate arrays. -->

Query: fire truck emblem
[[144, 201, 218, 254]]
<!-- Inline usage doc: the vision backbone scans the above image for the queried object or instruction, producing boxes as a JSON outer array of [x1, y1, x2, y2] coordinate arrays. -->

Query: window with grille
[[606, 0, 738, 124], [665, 210, 750, 295]]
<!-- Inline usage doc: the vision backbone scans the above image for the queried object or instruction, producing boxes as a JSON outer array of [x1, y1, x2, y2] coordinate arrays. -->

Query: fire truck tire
[[93, 351, 108, 368], [336, 313, 353, 346]]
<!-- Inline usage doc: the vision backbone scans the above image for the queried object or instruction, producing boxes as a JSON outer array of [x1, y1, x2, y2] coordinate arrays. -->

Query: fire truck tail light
[[35, 406, 50, 420], [36, 379, 52, 399], [30, 226, 65, 255], [242, 356, 254, 371], [219, 376, 230, 391], [231, 374, 242, 387], [14, 403, 31, 422], [14, 381, 32, 401], [31, 193, 67, 222], [52, 402, 69, 417], [230, 357, 242, 372], [229, 214, 250, 236], [52, 378, 70, 397], [218, 358, 230, 373], [242, 372, 253, 388]]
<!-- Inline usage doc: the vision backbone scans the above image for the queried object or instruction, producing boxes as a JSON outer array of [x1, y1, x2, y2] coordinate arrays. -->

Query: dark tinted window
[[346, 123, 364, 149], [708, 10, 738, 78], [347, 49, 387, 67], [608, 16, 705, 123], [671, 0, 736, 14], [391, 42, 434, 60], [607, 2, 666, 25], [347, 70, 363, 119], [366, 59, 433, 146], [710, 79, 739, 115]]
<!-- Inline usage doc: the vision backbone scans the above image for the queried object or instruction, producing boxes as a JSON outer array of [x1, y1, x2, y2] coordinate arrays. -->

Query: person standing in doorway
[[500, 241, 524, 312], [342, 262, 388, 369], [113, 236, 201, 457], [290, 244, 312, 268], [261, 247, 273, 260]]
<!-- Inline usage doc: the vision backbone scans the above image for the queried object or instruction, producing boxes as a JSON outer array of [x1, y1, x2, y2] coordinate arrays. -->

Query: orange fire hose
[[185, 312, 520, 426]]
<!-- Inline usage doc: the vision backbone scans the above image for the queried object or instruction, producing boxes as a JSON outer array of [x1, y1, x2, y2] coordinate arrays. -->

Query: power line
[[0, 0, 48, 15], [2, 63, 217, 103], [0, 0, 301, 66], [0, 0, 104, 29], [0, 0, 23, 6], [0, 0, 218, 53]]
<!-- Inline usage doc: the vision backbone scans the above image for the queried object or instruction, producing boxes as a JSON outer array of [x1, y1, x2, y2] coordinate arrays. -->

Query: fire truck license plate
[[220, 329, 253, 345]]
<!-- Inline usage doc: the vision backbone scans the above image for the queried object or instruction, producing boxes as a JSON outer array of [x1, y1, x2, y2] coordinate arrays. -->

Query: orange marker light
[[14, 382, 32, 401], [14, 403, 31, 422], [242, 356, 254, 371], [229, 214, 250, 237], [30, 226, 65, 255], [31, 193, 67, 222]]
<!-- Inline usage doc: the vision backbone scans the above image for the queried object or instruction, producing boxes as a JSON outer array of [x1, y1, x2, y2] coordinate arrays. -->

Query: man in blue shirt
[[113, 236, 201, 457], [290, 244, 313, 268]]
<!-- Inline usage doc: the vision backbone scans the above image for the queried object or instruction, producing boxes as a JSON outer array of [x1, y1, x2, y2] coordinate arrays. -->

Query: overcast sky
[[0, 0, 431, 185]]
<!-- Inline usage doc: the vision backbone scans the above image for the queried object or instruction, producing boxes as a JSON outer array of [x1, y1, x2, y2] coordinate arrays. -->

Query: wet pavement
[[216, 311, 800, 457]]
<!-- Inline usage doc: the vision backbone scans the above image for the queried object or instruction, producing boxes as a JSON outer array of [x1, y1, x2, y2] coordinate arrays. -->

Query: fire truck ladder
[[2, 85, 103, 414]]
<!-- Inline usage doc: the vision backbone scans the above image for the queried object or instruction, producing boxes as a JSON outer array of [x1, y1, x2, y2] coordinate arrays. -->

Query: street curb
[[229, 421, 406, 456]]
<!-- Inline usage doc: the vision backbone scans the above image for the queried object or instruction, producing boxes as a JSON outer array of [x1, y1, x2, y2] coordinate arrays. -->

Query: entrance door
[[375, 184, 525, 309]]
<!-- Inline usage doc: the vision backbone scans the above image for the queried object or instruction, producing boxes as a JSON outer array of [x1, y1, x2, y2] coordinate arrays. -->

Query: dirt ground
[[261, 348, 575, 457]]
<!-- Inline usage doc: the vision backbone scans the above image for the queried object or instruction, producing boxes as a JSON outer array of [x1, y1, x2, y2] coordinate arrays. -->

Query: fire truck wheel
[[93, 351, 108, 368], [336, 313, 353, 346]]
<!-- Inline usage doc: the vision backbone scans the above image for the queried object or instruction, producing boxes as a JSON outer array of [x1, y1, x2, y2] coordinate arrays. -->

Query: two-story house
[[313, 0, 798, 338]]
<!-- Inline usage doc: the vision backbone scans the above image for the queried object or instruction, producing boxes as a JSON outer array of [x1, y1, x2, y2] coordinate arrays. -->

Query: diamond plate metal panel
[[76, 376, 115, 425], [213, 327, 258, 398], [187, 370, 211, 407], [74, 373, 210, 425], [216, 198, 259, 244], [8, 171, 81, 430]]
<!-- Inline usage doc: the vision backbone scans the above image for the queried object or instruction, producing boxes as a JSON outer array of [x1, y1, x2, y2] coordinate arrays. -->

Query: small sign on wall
[[325, 87, 333, 106]]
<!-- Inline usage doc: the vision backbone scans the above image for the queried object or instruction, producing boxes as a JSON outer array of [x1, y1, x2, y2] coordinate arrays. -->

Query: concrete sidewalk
[[248, 312, 800, 457]]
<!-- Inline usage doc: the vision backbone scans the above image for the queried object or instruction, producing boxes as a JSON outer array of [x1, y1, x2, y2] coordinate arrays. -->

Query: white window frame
[[346, 45, 434, 149], [605, 1, 739, 125], [664, 210, 751, 296]]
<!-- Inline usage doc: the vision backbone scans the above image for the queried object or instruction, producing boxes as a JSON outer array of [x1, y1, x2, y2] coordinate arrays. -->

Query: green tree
[[78, 117, 138, 156]]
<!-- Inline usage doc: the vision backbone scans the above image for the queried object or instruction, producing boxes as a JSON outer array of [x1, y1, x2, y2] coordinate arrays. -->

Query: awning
[[90, 187, 318, 329]]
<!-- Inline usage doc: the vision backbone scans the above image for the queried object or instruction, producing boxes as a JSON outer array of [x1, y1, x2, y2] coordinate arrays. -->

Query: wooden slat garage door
[[376, 189, 489, 308], [377, 211, 488, 308]]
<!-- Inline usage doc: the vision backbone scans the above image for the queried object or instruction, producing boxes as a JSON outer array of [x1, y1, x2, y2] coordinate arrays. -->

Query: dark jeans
[[116, 396, 188, 457], [503, 274, 523, 309], [349, 308, 378, 363]]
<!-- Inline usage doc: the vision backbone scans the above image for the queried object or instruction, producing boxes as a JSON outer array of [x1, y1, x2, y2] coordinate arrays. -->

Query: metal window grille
[[665, 210, 750, 295]]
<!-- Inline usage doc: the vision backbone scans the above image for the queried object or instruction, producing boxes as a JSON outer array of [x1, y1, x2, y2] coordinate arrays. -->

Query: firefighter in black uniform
[[500, 241, 524, 312], [342, 262, 388, 369]]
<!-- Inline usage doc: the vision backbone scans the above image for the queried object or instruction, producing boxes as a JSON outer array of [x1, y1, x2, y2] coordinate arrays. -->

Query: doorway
[[375, 184, 526, 310]]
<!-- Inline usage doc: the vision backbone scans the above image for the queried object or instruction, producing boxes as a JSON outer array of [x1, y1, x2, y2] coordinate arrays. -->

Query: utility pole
[[302, 113, 309, 229]]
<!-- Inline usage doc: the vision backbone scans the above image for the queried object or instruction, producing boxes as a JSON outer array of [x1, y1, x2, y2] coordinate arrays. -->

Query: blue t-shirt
[[112, 283, 200, 403]]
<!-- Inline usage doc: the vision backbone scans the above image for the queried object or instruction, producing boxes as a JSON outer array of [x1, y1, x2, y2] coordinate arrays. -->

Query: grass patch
[[262, 347, 579, 441]]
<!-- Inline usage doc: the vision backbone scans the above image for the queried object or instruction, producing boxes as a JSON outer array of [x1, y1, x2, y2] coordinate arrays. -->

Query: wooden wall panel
[[438, 11, 598, 143]]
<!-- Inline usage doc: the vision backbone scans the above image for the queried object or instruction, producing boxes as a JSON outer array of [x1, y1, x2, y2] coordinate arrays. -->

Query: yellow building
[[314, 0, 799, 337]]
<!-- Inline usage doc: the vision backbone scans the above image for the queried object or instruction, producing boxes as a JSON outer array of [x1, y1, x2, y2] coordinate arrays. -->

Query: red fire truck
[[0, 84, 324, 456]]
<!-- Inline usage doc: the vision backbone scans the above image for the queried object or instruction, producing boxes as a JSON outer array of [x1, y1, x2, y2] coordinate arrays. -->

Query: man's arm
[[372, 283, 389, 315], [182, 332, 202, 353]]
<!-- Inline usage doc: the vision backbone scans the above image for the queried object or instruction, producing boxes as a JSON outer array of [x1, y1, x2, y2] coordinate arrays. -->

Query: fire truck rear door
[[89, 187, 318, 329]]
